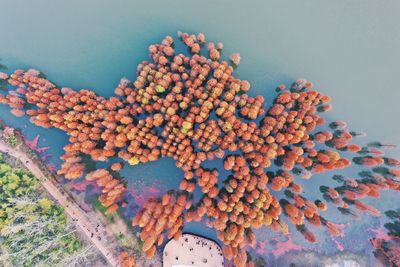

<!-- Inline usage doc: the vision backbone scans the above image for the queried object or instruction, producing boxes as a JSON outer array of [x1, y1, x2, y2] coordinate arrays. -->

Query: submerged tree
[[369, 209, 400, 267]]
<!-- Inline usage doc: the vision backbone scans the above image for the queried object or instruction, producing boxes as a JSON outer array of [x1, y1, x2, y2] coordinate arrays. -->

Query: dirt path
[[0, 140, 119, 267]]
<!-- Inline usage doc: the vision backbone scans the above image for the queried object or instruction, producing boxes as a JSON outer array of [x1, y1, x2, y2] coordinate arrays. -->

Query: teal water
[[1, 0, 399, 265]]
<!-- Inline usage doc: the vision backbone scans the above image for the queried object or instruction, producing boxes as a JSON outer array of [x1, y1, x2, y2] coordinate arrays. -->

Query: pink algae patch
[[271, 234, 305, 257], [369, 221, 392, 241], [70, 179, 94, 192], [327, 222, 347, 251], [127, 185, 162, 206], [331, 238, 345, 251], [24, 134, 50, 153], [256, 241, 267, 254]]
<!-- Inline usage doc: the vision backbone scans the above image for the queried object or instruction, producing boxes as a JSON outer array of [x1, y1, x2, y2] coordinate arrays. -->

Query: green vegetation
[[26, 148, 39, 159], [3, 134, 19, 147], [91, 198, 115, 222], [0, 153, 97, 266]]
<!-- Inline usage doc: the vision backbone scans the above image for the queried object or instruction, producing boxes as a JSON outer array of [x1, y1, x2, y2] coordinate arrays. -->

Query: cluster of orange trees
[[0, 32, 399, 266]]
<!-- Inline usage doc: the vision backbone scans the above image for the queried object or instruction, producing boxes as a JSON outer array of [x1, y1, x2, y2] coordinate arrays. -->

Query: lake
[[1, 0, 399, 265]]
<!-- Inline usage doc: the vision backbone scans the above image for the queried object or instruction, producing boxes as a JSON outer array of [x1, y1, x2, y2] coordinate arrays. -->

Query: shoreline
[[0, 138, 120, 267], [0, 124, 163, 267]]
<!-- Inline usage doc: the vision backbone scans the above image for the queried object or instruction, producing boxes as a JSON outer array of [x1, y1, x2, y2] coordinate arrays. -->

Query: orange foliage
[[0, 32, 398, 266]]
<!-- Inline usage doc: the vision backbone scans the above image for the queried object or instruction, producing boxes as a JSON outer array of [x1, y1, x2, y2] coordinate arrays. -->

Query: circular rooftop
[[163, 233, 224, 267]]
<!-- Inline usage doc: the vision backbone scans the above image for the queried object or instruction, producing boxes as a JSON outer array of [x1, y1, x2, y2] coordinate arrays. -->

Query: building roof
[[163, 233, 224, 267]]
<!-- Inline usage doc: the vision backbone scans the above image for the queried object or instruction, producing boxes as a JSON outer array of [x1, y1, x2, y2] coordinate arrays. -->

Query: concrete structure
[[163, 233, 224, 267]]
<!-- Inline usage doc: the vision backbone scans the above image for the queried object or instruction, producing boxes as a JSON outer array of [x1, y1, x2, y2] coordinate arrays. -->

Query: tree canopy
[[0, 153, 97, 266]]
